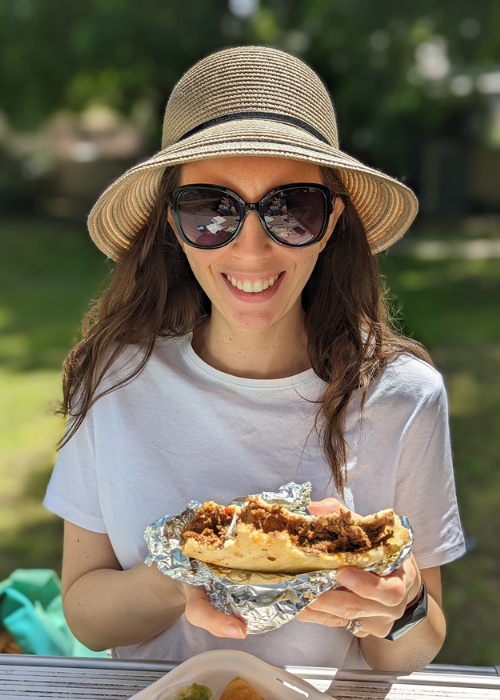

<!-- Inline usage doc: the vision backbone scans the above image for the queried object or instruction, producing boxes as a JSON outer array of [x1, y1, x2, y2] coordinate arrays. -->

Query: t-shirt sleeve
[[43, 409, 107, 534], [394, 372, 466, 569]]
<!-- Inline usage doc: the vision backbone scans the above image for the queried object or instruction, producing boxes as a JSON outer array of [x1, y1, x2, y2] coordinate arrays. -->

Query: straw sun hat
[[88, 45, 418, 262]]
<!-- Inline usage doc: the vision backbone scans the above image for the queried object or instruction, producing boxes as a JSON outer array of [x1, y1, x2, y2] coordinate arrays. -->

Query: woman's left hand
[[296, 499, 422, 638]]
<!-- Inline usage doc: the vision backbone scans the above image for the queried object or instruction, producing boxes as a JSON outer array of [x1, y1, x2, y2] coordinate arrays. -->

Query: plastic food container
[[129, 649, 327, 699]]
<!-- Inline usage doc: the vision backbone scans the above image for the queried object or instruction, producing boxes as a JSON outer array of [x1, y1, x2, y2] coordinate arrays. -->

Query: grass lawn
[[0, 219, 109, 578], [0, 217, 499, 665], [379, 246, 500, 666]]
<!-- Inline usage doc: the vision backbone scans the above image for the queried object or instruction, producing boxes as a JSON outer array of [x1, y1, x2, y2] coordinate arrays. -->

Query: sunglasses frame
[[170, 182, 335, 250]]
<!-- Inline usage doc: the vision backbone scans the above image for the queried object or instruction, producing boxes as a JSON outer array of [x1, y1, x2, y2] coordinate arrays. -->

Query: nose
[[230, 210, 274, 260]]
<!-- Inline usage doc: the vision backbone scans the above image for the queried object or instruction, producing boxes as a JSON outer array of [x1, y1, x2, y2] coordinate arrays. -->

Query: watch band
[[385, 579, 428, 641], [406, 579, 425, 608]]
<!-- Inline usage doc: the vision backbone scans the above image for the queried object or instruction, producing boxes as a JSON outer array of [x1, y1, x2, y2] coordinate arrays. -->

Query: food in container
[[156, 682, 212, 699], [218, 676, 265, 699]]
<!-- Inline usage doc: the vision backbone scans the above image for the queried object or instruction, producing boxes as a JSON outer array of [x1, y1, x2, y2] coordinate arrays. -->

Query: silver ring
[[345, 619, 363, 635]]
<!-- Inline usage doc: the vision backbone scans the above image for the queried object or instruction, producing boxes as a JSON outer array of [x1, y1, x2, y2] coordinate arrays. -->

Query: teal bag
[[0, 569, 106, 656]]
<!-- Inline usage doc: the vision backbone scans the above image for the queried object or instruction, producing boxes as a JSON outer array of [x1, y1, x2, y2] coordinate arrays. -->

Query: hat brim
[[88, 118, 418, 261]]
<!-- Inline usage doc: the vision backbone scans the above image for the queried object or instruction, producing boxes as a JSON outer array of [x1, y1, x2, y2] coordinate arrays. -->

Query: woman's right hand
[[182, 500, 341, 641], [183, 584, 247, 639], [62, 521, 186, 651]]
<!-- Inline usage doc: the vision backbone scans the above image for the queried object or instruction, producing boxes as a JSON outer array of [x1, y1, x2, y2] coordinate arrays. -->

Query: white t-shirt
[[44, 333, 465, 668]]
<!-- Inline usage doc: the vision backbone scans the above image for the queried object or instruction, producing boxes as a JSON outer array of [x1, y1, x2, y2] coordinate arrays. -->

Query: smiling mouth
[[223, 273, 282, 293]]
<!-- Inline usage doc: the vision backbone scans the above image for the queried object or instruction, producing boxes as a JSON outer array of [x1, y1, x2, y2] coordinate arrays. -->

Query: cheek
[[182, 250, 218, 290], [296, 251, 321, 285], [183, 254, 204, 282]]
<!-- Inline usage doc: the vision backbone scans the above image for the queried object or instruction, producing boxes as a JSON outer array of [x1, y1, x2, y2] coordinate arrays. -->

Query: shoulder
[[369, 353, 446, 411], [382, 353, 442, 390], [95, 334, 190, 394]]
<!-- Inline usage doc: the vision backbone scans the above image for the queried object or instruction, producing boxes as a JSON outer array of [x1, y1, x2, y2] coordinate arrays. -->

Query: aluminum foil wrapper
[[144, 482, 413, 634]]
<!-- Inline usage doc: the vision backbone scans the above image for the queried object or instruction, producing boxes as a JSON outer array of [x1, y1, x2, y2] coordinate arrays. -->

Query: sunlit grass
[[0, 218, 108, 575], [380, 249, 500, 666], [0, 369, 62, 496]]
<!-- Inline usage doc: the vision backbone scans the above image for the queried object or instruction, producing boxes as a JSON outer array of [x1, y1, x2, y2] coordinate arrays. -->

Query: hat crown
[[162, 46, 339, 149]]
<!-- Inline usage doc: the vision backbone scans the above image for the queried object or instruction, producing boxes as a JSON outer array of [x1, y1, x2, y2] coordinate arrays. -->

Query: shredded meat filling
[[181, 498, 395, 554], [181, 503, 233, 547], [238, 498, 395, 554]]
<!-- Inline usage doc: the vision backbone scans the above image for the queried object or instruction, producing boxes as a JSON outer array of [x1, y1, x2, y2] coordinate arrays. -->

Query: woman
[[44, 46, 465, 671]]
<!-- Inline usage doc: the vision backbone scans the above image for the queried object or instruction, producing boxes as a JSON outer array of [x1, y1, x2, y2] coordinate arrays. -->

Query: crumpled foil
[[144, 482, 413, 634]]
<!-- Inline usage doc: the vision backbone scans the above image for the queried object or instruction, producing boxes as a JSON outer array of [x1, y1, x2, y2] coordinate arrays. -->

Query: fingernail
[[224, 624, 245, 639], [337, 569, 357, 586]]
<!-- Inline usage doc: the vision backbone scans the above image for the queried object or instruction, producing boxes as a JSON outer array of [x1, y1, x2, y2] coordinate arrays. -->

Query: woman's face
[[169, 156, 344, 334]]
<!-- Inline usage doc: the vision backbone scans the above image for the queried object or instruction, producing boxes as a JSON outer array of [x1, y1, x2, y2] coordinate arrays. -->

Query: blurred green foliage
[[0, 0, 228, 133], [1, 0, 500, 183]]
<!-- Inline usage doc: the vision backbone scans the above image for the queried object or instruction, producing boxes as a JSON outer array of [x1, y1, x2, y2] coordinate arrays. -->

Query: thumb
[[308, 498, 347, 516]]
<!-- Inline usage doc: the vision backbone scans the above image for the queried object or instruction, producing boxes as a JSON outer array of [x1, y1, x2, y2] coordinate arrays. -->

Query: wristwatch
[[385, 580, 428, 641]]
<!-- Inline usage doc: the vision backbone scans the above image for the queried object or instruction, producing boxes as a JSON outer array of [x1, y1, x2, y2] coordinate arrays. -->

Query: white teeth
[[225, 273, 280, 292]]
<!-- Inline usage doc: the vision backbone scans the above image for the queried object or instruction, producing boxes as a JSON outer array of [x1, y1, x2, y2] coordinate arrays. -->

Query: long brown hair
[[60, 165, 432, 496]]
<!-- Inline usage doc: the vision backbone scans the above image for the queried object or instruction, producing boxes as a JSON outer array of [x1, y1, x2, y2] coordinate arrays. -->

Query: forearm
[[63, 562, 186, 651], [359, 592, 446, 672]]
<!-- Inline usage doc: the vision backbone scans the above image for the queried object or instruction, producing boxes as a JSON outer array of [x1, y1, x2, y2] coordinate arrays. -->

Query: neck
[[192, 310, 311, 379]]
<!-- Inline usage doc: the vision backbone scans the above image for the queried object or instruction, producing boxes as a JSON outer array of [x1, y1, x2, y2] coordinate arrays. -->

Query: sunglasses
[[170, 183, 335, 249]]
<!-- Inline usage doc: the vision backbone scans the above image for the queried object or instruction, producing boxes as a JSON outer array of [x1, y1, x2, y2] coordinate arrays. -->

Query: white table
[[0, 655, 499, 699]]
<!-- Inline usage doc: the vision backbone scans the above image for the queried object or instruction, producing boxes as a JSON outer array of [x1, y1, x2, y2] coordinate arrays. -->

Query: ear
[[167, 208, 186, 252], [318, 196, 345, 252]]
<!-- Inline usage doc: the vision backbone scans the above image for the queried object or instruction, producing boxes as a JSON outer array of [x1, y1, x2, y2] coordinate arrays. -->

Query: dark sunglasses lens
[[262, 187, 327, 245], [176, 188, 241, 247]]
